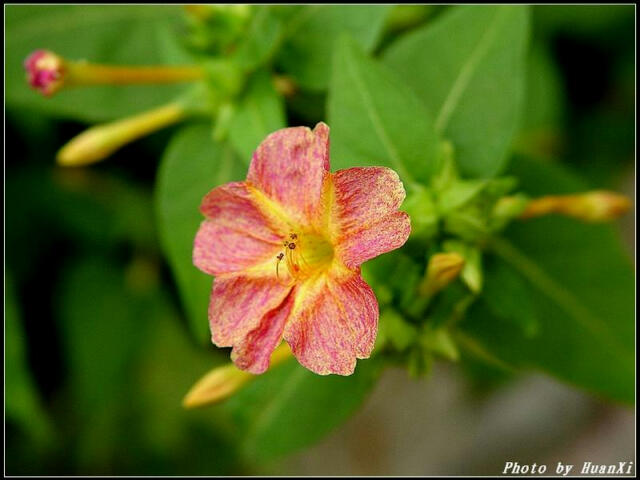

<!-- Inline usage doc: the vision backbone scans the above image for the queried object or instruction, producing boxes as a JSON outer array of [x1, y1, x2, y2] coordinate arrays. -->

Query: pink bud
[[24, 50, 65, 96]]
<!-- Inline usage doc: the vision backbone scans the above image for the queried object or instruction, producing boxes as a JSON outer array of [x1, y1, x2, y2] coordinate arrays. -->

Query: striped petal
[[283, 269, 378, 375], [208, 274, 292, 351], [338, 211, 411, 269], [247, 122, 330, 225], [231, 291, 295, 374], [194, 182, 286, 276], [331, 167, 410, 269]]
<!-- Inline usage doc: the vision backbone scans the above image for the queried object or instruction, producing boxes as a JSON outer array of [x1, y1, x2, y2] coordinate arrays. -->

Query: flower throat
[[276, 232, 334, 283]]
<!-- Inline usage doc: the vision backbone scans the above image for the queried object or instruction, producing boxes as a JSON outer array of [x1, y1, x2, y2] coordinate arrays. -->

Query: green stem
[[66, 62, 205, 87]]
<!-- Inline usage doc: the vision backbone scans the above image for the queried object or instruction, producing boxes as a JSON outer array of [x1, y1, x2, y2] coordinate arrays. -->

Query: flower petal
[[338, 211, 411, 269], [194, 182, 286, 275], [209, 274, 292, 350], [331, 167, 410, 268], [332, 167, 406, 234], [231, 291, 295, 374], [283, 270, 378, 375], [247, 122, 330, 224]]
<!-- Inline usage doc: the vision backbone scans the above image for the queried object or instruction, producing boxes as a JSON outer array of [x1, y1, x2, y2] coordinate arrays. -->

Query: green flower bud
[[443, 239, 483, 294]]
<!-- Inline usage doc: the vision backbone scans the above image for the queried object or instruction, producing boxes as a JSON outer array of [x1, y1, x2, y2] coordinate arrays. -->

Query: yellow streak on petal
[[246, 183, 298, 233], [289, 259, 352, 315]]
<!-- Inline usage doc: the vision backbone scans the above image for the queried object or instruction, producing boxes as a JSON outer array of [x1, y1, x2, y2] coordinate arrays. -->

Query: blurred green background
[[5, 5, 635, 475]]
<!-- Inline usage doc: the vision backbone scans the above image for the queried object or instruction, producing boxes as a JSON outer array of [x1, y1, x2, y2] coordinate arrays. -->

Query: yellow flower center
[[276, 231, 334, 283]]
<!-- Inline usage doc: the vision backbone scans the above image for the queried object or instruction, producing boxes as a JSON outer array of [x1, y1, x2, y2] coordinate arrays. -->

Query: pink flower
[[194, 123, 411, 375], [24, 50, 65, 96]]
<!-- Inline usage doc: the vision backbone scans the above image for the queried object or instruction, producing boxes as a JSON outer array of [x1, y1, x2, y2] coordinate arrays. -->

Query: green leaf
[[328, 35, 440, 188], [437, 179, 489, 213], [520, 43, 565, 133], [55, 255, 238, 473], [6, 166, 158, 287], [481, 256, 539, 337], [5, 5, 193, 122], [232, 7, 283, 73], [512, 43, 566, 160], [56, 256, 155, 467], [534, 5, 634, 38], [228, 70, 286, 162], [133, 301, 240, 474], [276, 5, 391, 90], [420, 327, 460, 361], [379, 309, 418, 352], [362, 250, 425, 316], [5, 272, 53, 445], [223, 356, 383, 461], [383, 6, 530, 178], [155, 124, 245, 343], [460, 156, 635, 403], [57, 257, 149, 410]]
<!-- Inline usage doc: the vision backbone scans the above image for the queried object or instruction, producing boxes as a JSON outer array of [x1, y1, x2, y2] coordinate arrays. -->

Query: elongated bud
[[24, 50, 65, 96], [521, 190, 631, 222], [57, 102, 186, 166], [24, 49, 204, 97], [182, 343, 292, 408], [419, 252, 465, 297], [182, 364, 253, 409]]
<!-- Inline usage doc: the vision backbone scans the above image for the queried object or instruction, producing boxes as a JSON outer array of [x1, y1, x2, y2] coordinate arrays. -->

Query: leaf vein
[[342, 47, 417, 187], [490, 236, 633, 363], [435, 8, 508, 133]]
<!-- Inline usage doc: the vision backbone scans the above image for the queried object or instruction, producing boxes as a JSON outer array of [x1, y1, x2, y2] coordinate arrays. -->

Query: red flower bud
[[24, 50, 65, 96]]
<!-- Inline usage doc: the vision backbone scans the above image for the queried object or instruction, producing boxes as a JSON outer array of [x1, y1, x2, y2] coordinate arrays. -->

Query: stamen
[[285, 244, 297, 275], [276, 231, 333, 283], [275, 253, 284, 282]]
